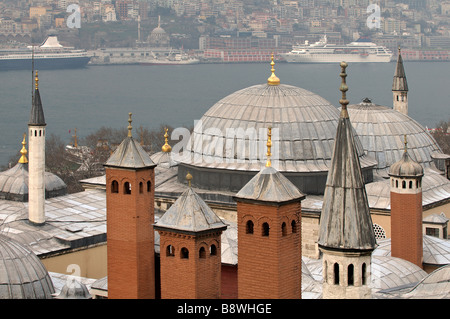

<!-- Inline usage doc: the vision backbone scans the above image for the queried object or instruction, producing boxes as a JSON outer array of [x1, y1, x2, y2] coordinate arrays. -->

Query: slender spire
[[267, 53, 280, 86], [18, 133, 28, 164], [266, 127, 272, 167], [127, 112, 132, 138], [29, 70, 46, 126], [392, 46, 408, 92], [339, 61, 349, 119], [162, 127, 172, 153]]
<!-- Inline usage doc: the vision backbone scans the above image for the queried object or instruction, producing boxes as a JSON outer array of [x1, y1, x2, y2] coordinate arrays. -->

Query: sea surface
[[0, 61, 448, 166]]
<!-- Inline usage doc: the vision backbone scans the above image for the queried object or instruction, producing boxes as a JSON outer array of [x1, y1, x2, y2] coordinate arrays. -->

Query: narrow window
[[262, 222, 270, 237], [291, 220, 297, 233], [409, 181, 413, 189], [147, 181, 151, 192], [402, 180, 406, 189], [35, 130, 37, 136], [210, 244, 217, 256], [348, 264, 354, 286], [111, 180, 119, 193], [416, 180, 419, 188], [124, 182, 131, 194], [39, 130, 41, 136], [281, 222, 287, 236], [166, 245, 174, 257], [334, 263, 340, 285], [199, 247, 206, 259], [139, 182, 143, 193], [181, 247, 189, 259], [396, 180, 398, 188], [246, 220, 254, 234], [362, 263, 367, 285]]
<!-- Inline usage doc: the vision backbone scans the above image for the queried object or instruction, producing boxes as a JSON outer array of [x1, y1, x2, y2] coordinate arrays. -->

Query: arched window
[[348, 264, 354, 286], [139, 182, 143, 193], [199, 247, 206, 259], [334, 263, 340, 285], [181, 247, 189, 259], [291, 220, 297, 233], [34, 130, 37, 137], [166, 245, 174, 257], [262, 222, 270, 237], [402, 180, 406, 189], [409, 181, 413, 189], [281, 222, 287, 236], [210, 244, 217, 256], [246, 220, 254, 234], [124, 182, 131, 194], [111, 180, 119, 193], [147, 181, 151, 192], [362, 263, 367, 285]]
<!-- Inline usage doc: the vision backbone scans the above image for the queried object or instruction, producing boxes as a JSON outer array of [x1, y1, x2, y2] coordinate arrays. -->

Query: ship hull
[[281, 53, 392, 63], [0, 56, 91, 71]]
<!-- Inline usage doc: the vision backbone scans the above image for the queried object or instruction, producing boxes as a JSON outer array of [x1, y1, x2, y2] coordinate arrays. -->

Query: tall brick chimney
[[104, 113, 157, 299], [389, 135, 424, 268]]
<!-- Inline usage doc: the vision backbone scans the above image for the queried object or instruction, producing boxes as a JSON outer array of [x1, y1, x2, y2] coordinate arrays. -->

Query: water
[[0, 62, 448, 166]]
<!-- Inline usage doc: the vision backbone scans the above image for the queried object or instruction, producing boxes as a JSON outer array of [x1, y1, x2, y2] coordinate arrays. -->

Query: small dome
[[389, 151, 424, 177], [0, 234, 55, 299], [0, 163, 67, 201], [54, 277, 92, 299]]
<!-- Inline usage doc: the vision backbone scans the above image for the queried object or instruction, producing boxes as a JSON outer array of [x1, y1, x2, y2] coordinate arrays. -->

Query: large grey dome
[[177, 83, 376, 194], [346, 99, 442, 176], [0, 234, 55, 299]]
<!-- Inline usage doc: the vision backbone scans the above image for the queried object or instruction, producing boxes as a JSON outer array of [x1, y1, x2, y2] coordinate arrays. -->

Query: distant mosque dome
[[0, 234, 55, 299], [148, 16, 170, 47], [346, 98, 442, 176], [177, 62, 377, 194]]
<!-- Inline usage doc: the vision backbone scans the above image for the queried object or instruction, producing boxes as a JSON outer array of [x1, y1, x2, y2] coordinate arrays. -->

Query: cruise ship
[[281, 35, 393, 63], [0, 35, 91, 71]]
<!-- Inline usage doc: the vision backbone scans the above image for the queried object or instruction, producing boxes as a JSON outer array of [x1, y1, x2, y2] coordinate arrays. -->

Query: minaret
[[154, 173, 227, 299], [388, 135, 424, 268], [392, 47, 408, 115], [233, 127, 305, 299], [318, 62, 377, 299], [104, 113, 157, 299], [28, 71, 46, 225]]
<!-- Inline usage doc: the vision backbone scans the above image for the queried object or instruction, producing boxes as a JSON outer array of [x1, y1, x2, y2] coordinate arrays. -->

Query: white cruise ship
[[281, 35, 393, 63]]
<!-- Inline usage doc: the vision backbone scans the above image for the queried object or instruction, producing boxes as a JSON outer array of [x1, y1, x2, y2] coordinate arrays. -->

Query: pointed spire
[[265, 127, 272, 167], [29, 70, 46, 126], [18, 133, 28, 164], [318, 61, 376, 251], [162, 127, 172, 153], [267, 53, 280, 86], [392, 46, 408, 92]]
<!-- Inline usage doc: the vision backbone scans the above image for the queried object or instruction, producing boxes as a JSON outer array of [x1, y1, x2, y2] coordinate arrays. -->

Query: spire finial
[[18, 133, 28, 164], [162, 127, 172, 153], [267, 53, 280, 86], [35, 70, 39, 90], [266, 127, 272, 167], [339, 61, 349, 118], [404, 134, 408, 153], [186, 172, 193, 187], [127, 112, 132, 137]]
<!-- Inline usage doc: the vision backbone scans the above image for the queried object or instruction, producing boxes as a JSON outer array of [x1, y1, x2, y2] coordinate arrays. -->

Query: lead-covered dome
[[346, 99, 442, 176], [177, 82, 376, 194], [0, 234, 55, 299]]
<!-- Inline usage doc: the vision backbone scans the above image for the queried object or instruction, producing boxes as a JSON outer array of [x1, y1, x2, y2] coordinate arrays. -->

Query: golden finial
[[186, 172, 193, 187], [266, 127, 272, 167], [339, 61, 349, 118], [18, 133, 28, 164], [161, 127, 172, 153], [35, 70, 39, 90], [267, 53, 280, 86], [127, 112, 132, 137]]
